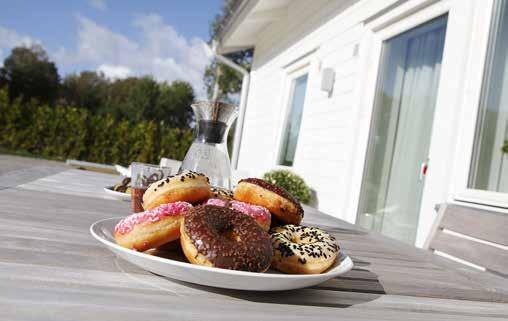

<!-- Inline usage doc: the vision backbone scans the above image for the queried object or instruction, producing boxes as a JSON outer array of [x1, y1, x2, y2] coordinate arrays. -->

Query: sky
[[0, 0, 223, 98]]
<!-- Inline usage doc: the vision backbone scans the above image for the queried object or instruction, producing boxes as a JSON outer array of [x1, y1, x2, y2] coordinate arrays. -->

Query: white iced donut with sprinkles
[[270, 225, 339, 274], [114, 202, 192, 251]]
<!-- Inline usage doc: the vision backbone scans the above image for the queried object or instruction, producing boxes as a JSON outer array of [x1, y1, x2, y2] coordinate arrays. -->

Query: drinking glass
[[130, 163, 171, 213]]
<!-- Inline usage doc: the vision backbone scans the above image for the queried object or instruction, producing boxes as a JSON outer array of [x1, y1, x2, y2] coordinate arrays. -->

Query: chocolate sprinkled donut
[[234, 178, 304, 225], [142, 171, 211, 210], [270, 225, 339, 274], [210, 187, 234, 200], [181, 205, 273, 272]]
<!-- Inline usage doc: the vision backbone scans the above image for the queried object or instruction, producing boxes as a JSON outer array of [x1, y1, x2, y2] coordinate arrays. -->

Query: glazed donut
[[180, 205, 273, 272], [270, 225, 339, 274], [114, 202, 192, 251], [206, 198, 271, 231], [210, 187, 234, 200], [234, 178, 304, 225], [142, 171, 211, 210]]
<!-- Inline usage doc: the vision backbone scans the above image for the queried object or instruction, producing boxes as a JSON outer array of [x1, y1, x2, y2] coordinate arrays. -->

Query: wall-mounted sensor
[[321, 67, 335, 96]]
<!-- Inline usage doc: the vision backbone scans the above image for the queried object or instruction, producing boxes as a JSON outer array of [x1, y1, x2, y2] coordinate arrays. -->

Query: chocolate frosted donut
[[234, 178, 304, 225], [180, 205, 273, 272]]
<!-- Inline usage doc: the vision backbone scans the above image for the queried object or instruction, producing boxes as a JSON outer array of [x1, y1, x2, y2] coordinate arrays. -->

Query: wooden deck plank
[[1, 277, 507, 321], [18, 169, 122, 200], [431, 230, 508, 274], [0, 166, 67, 189], [439, 204, 508, 245]]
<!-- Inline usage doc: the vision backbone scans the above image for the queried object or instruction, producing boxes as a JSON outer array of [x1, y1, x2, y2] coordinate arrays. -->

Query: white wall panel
[[237, 0, 402, 221]]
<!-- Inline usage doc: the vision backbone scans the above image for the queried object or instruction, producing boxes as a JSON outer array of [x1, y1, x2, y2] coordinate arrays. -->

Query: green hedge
[[263, 169, 311, 204], [0, 88, 192, 165]]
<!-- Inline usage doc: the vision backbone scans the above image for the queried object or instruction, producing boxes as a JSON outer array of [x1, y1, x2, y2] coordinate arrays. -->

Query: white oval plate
[[103, 187, 131, 201], [90, 217, 354, 291]]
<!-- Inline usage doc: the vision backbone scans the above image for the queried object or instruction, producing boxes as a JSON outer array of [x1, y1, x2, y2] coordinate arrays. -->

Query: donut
[[234, 178, 304, 225], [270, 225, 339, 274], [114, 202, 192, 251], [205, 198, 271, 231], [180, 205, 273, 272], [210, 187, 234, 200], [142, 171, 212, 210]]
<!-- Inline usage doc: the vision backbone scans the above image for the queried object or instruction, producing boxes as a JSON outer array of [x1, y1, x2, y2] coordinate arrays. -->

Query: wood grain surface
[[431, 230, 507, 274], [0, 162, 507, 320], [438, 204, 508, 245]]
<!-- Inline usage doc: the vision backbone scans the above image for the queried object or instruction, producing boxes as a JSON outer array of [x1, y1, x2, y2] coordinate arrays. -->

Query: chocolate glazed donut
[[180, 205, 273, 272]]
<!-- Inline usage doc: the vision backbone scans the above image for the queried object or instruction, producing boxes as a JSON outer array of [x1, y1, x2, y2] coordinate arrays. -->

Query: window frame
[[452, 0, 508, 208], [274, 61, 311, 168]]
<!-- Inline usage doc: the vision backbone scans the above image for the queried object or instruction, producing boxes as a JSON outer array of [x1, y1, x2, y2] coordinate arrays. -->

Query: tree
[[204, 0, 253, 102], [61, 71, 108, 113], [0, 43, 195, 128], [156, 81, 194, 128], [0, 68, 7, 89], [101, 77, 194, 128], [1, 44, 60, 105], [102, 76, 159, 122]]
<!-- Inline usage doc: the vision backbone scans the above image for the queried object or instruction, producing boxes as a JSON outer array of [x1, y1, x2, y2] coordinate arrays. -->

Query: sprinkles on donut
[[210, 187, 234, 200], [114, 201, 192, 251], [270, 225, 339, 274], [142, 171, 212, 210]]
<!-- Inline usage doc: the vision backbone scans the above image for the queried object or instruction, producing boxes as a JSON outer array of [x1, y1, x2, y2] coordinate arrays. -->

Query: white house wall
[[237, 0, 403, 221]]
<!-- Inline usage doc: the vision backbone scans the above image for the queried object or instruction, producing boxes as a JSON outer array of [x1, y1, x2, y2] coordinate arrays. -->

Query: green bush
[[0, 88, 192, 165], [263, 169, 312, 204]]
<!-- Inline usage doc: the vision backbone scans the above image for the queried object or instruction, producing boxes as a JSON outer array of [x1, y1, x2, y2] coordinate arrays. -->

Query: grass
[[0, 146, 65, 161]]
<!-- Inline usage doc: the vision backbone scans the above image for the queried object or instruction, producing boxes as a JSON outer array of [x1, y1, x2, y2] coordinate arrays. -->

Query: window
[[469, 0, 508, 193], [278, 73, 308, 166]]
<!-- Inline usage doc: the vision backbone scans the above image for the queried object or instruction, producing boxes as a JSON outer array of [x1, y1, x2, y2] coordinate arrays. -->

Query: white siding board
[[238, 0, 404, 220]]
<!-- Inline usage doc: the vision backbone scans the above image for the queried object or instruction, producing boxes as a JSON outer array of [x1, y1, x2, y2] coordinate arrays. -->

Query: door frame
[[358, 13, 449, 243], [348, 0, 485, 246]]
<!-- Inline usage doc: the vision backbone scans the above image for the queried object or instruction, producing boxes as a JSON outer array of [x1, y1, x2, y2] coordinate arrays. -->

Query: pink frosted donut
[[114, 201, 192, 251], [206, 198, 271, 231]]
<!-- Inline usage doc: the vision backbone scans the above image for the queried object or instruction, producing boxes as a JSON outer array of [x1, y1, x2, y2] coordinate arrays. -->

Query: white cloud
[[0, 26, 37, 54], [0, 26, 34, 48], [0, 26, 40, 67], [97, 64, 131, 79], [88, 0, 107, 11], [54, 15, 211, 98]]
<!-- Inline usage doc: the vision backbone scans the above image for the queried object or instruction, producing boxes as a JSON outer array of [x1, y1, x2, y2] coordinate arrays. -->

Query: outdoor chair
[[424, 203, 508, 276]]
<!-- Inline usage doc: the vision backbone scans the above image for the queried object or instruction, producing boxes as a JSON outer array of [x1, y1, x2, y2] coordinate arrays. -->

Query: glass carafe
[[179, 101, 238, 189]]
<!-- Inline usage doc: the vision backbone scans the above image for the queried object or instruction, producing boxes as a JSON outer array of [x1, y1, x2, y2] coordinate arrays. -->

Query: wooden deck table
[[0, 163, 507, 320]]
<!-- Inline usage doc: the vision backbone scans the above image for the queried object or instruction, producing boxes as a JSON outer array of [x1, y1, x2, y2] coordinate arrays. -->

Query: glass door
[[357, 16, 448, 244]]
